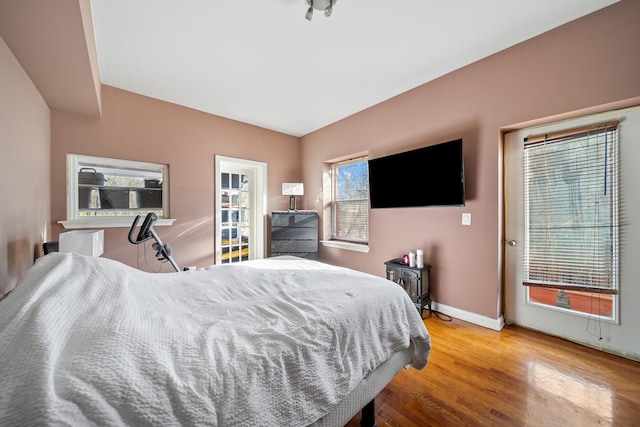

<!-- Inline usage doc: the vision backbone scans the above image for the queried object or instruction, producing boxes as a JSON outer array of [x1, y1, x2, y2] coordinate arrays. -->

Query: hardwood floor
[[346, 315, 640, 426]]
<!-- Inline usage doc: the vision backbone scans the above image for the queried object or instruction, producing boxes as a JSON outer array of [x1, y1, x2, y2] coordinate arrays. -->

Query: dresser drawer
[[272, 212, 318, 228], [272, 227, 317, 240], [271, 239, 318, 253]]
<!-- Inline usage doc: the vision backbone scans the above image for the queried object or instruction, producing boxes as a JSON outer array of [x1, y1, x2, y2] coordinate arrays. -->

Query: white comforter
[[0, 253, 430, 426]]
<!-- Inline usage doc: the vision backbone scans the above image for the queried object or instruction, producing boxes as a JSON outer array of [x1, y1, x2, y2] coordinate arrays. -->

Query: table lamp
[[282, 183, 304, 212]]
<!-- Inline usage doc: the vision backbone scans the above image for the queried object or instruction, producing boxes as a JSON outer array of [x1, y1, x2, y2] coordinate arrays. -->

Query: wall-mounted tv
[[368, 138, 465, 209]]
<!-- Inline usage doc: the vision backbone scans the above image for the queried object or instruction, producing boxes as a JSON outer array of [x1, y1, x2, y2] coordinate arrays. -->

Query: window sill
[[320, 240, 370, 253], [59, 218, 176, 229]]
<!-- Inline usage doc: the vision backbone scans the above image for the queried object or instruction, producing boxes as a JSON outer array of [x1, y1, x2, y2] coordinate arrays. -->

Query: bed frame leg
[[360, 399, 377, 427]]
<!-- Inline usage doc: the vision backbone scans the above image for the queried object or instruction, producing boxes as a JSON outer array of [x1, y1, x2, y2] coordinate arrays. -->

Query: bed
[[0, 253, 431, 426]]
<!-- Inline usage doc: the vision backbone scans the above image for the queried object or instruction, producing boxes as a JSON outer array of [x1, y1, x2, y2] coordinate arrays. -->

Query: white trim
[[320, 240, 370, 253], [431, 301, 505, 331], [66, 154, 170, 223], [59, 218, 176, 229], [215, 156, 267, 263], [506, 320, 640, 362]]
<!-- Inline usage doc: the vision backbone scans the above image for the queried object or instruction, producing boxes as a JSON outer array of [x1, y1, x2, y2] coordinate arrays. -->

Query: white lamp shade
[[59, 230, 104, 257], [307, 0, 337, 11], [282, 183, 304, 196]]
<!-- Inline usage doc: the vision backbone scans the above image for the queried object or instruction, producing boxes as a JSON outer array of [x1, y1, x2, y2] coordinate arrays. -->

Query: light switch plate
[[462, 213, 472, 226]]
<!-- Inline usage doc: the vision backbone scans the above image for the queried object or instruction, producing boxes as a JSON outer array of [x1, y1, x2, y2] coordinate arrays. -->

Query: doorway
[[214, 156, 267, 264], [504, 106, 640, 357]]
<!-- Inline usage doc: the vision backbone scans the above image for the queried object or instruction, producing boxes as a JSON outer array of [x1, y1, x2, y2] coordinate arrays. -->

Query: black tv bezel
[[367, 138, 465, 209]]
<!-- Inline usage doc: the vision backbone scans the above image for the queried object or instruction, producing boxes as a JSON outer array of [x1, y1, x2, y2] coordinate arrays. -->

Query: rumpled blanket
[[0, 253, 430, 426]]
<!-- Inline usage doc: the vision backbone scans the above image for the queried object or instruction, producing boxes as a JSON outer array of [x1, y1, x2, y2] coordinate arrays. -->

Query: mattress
[[312, 343, 414, 426]]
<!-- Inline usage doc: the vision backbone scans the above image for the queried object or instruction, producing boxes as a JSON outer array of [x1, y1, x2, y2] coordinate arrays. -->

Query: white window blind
[[331, 158, 369, 243], [522, 122, 619, 294]]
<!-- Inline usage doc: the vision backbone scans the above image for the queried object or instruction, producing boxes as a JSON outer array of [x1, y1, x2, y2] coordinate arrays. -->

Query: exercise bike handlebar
[[127, 215, 141, 244], [128, 213, 180, 272], [128, 213, 156, 244]]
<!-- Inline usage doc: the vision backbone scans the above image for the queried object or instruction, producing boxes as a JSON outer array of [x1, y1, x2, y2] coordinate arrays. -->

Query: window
[[219, 171, 250, 263], [61, 154, 174, 229], [523, 122, 619, 317], [330, 157, 369, 243]]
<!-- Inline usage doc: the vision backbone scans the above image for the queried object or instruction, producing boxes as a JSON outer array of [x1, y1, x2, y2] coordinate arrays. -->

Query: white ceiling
[[89, 0, 619, 137]]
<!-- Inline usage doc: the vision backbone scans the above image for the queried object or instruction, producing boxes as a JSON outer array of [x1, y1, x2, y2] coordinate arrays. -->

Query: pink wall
[[51, 85, 300, 269], [0, 0, 102, 118], [301, 1, 640, 320], [0, 35, 51, 296]]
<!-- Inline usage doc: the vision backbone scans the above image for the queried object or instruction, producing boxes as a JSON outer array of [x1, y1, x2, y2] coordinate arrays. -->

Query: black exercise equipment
[[128, 212, 180, 272]]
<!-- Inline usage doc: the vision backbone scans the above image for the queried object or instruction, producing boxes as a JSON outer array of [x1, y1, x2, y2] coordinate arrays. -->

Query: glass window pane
[[522, 124, 618, 320], [528, 288, 613, 318], [221, 173, 229, 189], [229, 190, 239, 207], [72, 154, 168, 221], [331, 158, 369, 243], [523, 128, 618, 292], [240, 227, 250, 243], [239, 192, 249, 208]]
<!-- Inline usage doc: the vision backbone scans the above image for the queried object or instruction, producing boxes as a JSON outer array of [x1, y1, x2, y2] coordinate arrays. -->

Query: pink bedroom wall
[[0, 0, 101, 118], [0, 35, 51, 296], [51, 85, 300, 269], [300, 0, 640, 320]]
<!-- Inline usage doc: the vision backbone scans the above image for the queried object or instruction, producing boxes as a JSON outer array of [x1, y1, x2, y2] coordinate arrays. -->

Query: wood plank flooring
[[346, 315, 640, 426]]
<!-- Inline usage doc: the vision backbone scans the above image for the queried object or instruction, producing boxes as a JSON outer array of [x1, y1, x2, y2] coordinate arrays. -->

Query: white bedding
[[0, 253, 430, 426]]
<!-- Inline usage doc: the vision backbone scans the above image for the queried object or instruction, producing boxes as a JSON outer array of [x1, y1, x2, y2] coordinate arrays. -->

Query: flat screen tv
[[368, 138, 465, 208]]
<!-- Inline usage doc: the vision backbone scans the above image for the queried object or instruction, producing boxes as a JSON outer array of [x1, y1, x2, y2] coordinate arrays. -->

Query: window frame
[[60, 154, 175, 229], [519, 122, 620, 322], [329, 156, 370, 245]]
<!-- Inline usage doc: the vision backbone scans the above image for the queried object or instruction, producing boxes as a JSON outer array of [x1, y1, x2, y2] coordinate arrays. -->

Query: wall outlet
[[462, 213, 472, 226], [186, 266, 197, 271]]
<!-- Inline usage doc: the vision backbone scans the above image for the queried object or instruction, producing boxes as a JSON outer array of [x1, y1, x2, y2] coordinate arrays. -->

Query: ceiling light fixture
[[305, 0, 337, 21]]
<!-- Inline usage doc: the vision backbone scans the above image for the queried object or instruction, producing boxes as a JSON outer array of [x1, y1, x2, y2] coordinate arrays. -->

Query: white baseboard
[[508, 321, 640, 362], [430, 301, 505, 331], [429, 303, 640, 362]]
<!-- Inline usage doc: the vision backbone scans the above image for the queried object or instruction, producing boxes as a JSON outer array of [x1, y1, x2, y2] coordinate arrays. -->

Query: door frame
[[214, 155, 267, 264], [502, 105, 640, 360]]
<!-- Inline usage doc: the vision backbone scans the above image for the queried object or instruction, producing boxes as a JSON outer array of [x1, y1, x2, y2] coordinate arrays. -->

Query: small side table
[[385, 260, 432, 317]]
